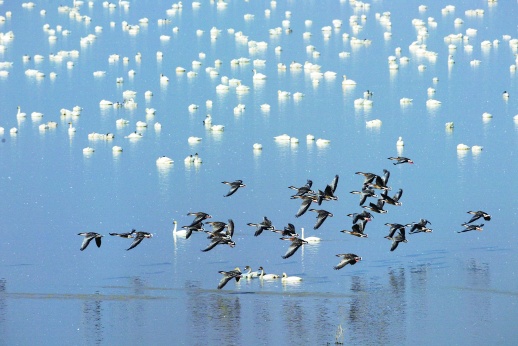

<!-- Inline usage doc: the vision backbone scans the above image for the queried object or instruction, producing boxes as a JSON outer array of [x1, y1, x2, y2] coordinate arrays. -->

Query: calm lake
[[1, 0, 517, 345]]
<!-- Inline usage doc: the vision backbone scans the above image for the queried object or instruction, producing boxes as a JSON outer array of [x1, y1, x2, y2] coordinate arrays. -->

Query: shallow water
[[1, 0, 518, 345]]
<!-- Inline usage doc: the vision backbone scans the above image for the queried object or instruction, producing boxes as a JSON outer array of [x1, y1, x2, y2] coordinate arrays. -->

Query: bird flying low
[[222, 179, 246, 197]]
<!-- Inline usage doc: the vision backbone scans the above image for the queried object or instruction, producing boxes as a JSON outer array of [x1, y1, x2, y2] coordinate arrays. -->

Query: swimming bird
[[309, 209, 333, 229], [281, 236, 308, 259], [171, 220, 189, 238], [109, 230, 136, 238], [333, 254, 362, 270], [381, 188, 403, 206], [242, 266, 254, 279], [252, 69, 267, 80], [388, 156, 414, 165], [301, 227, 321, 242], [384, 223, 406, 239], [288, 179, 314, 196], [257, 267, 280, 280], [222, 179, 246, 197], [16, 106, 26, 118], [201, 235, 235, 252], [78, 232, 103, 251], [217, 267, 242, 289], [247, 216, 274, 236], [187, 211, 211, 227], [350, 186, 378, 205], [390, 229, 408, 251], [127, 231, 153, 250], [362, 199, 387, 214], [457, 224, 484, 233], [282, 273, 302, 282], [341, 221, 368, 238], [464, 210, 491, 224]]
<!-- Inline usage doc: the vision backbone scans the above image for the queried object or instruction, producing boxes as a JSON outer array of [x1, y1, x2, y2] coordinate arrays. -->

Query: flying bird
[[355, 171, 377, 185], [407, 219, 433, 234], [201, 235, 236, 252], [388, 156, 414, 165], [292, 194, 318, 217], [334, 253, 362, 270], [350, 186, 378, 205], [247, 216, 275, 236], [384, 223, 406, 239], [273, 223, 299, 238], [217, 267, 242, 289], [109, 230, 136, 238], [390, 229, 408, 251], [347, 210, 373, 224], [78, 232, 103, 251], [281, 236, 308, 259], [288, 179, 314, 196], [381, 188, 403, 206], [222, 179, 246, 197], [341, 221, 369, 238], [464, 210, 491, 225], [457, 224, 484, 233], [187, 211, 211, 227], [127, 231, 153, 250], [362, 199, 387, 214], [309, 209, 333, 229]]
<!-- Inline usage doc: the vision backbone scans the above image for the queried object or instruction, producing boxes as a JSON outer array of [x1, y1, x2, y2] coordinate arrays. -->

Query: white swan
[[397, 136, 404, 147], [253, 143, 263, 150], [274, 134, 290, 141], [193, 153, 202, 164], [301, 227, 320, 243], [257, 267, 279, 280], [156, 156, 174, 165], [125, 131, 143, 139], [457, 143, 470, 150], [252, 69, 267, 80], [16, 106, 26, 117], [112, 146, 123, 152], [282, 273, 302, 282], [172, 221, 188, 237], [68, 122, 76, 134], [342, 75, 356, 86], [188, 136, 202, 143]]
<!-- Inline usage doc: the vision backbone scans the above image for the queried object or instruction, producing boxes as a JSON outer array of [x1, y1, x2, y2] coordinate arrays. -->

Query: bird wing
[[224, 183, 240, 197], [282, 241, 303, 259], [217, 275, 233, 289], [390, 239, 400, 251], [334, 258, 350, 270], [227, 219, 234, 238], [330, 175, 339, 193], [314, 211, 329, 230], [201, 238, 221, 252], [126, 236, 144, 251], [295, 197, 312, 217], [80, 236, 93, 251], [382, 169, 391, 185], [393, 188, 403, 202], [95, 236, 102, 248]]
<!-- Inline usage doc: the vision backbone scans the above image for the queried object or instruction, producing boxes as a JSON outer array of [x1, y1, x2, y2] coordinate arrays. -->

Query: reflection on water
[[81, 291, 104, 346]]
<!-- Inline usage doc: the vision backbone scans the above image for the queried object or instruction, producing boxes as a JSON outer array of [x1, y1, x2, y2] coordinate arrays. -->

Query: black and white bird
[[350, 186, 378, 206], [333, 253, 362, 270], [362, 198, 387, 214], [217, 267, 242, 289], [247, 216, 275, 237], [390, 229, 408, 251], [78, 232, 103, 251], [388, 156, 414, 165], [222, 180, 246, 197], [187, 211, 212, 227], [384, 223, 406, 239], [288, 179, 314, 196], [463, 210, 491, 225], [127, 231, 153, 251], [201, 235, 235, 252], [457, 224, 484, 233], [309, 209, 333, 229], [281, 236, 308, 259], [381, 188, 403, 206], [341, 221, 369, 238], [407, 219, 432, 234], [109, 230, 136, 238]]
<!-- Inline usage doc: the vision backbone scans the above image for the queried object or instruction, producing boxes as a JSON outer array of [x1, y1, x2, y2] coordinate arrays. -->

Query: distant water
[[1, 0, 517, 344]]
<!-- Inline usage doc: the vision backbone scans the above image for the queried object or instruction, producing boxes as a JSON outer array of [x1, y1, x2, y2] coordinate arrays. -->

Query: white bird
[[301, 227, 320, 243], [397, 136, 404, 147], [257, 267, 279, 280], [172, 221, 188, 238], [252, 69, 267, 80], [156, 156, 174, 165], [282, 273, 302, 282], [16, 106, 26, 117], [342, 75, 356, 86], [68, 122, 76, 134]]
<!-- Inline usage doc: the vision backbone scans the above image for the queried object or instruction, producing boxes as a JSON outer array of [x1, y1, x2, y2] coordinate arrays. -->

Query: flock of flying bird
[[77, 154, 491, 290]]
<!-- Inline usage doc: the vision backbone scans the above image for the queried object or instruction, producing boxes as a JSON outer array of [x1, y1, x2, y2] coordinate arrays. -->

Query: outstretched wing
[[95, 236, 102, 248], [217, 275, 233, 289], [295, 197, 312, 217], [80, 236, 93, 251], [330, 175, 339, 193], [126, 236, 144, 251], [282, 242, 303, 259], [201, 239, 221, 252], [393, 188, 403, 202]]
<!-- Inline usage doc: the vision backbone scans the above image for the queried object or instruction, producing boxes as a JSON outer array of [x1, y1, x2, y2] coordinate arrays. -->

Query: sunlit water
[[0, 0, 517, 344]]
